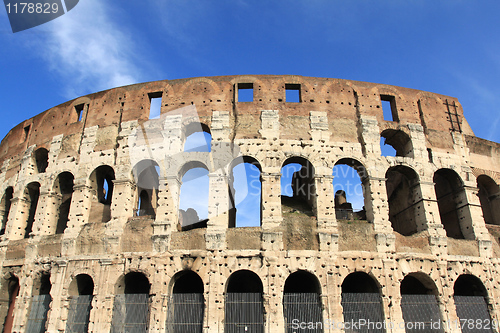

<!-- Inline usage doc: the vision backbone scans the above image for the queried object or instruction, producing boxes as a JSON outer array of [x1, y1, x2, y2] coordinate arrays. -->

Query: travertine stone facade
[[0, 75, 499, 332]]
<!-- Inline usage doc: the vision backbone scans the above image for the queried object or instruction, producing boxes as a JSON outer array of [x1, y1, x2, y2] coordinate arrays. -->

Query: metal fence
[[283, 293, 323, 333], [25, 295, 51, 333], [454, 296, 493, 332], [111, 294, 149, 333], [341, 293, 385, 333], [225, 293, 264, 333], [66, 295, 93, 333], [166, 293, 204, 333], [401, 294, 444, 332]]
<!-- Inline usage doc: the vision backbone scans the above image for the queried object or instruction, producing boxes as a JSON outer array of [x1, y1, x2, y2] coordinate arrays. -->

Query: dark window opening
[[341, 272, 385, 333], [427, 148, 433, 163], [381, 95, 398, 122], [23, 125, 31, 142], [226, 270, 264, 332], [55, 172, 74, 234], [75, 103, 85, 122], [133, 160, 159, 219], [454, 275, 492, 333], [89, 166, 115, 222], [434, 169, 466, 239], [1, 275, 19, 333], [285, 83, 301, 103], [169, 271, 204, 332], [477, 175, 500, 226], [386, 166, 420, 236], [112, 272, 150, 332], [284, 271, 322, 333], [26, 274, 51, 333], [67, 275, 94, 333], [400, 274, 443, 333], [24, 182, 40, 238], [237, 83, 254, 102], [148, 91, 163, 119], [0, 187, 14, 235], [229, 157, 262, 228], [34, 148, 49, 173]]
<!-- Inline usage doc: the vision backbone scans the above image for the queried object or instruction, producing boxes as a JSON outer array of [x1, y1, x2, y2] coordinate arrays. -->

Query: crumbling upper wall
[[0, 75, 477, 176]]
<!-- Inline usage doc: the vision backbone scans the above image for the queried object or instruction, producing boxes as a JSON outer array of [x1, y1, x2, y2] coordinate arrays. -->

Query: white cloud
[[40, 0, 140, 97]]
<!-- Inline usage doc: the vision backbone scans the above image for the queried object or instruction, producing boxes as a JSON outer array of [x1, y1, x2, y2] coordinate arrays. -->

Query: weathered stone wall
[[0, 75, 498, 332]]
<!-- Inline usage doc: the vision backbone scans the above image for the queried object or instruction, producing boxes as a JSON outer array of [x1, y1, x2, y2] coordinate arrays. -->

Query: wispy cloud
[[38, 0, 140, 97]]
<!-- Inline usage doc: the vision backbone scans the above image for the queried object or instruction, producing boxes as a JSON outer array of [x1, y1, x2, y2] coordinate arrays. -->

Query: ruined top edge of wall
[[0, 75, 477, 166]]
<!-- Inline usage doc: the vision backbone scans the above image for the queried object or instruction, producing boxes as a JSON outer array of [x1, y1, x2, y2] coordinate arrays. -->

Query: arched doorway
[[168, 271, 204, 332], [66, 274, 94, 333]]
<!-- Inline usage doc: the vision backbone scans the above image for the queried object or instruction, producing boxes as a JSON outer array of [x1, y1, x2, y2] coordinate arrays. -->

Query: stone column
[[46, 261, 67, 332], [152, 177, 174, 252], [206, 171, 229, 250], [261, 172, 283, 251], [363, 176, 395, 252], [35, 191, 59, 236], [4, 196, 29, 241], [314, 173, 338, 252]]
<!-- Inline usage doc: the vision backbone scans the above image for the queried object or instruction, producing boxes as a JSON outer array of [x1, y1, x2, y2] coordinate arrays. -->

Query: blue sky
[[1, 1, 499, 225]]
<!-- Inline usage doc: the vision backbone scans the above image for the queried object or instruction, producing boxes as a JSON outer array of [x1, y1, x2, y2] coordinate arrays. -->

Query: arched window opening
[[225, 270, 264, 332], [400, 274, 443, 333], [133, 160, 159, 219], [168, 271, 204, 332], [67, 274, 94, 333], [179, 163, 209, 231], [184, 123, 212, 152], [341, 272, 385, 333], [26, 273, 51, 333], [380, 129, 413, 157], [477, 175, 500, 226], [34, 148, 49, 173], [24, 182, 40, 238], [112, 272, 151, 332], [229, 157, 262, 228], [333, 159, 367, 221], [89, 165, 115, 223], [454, 275, 493, 333], [0, 187, 14, 235], [386, 166, 420, 236], [0, 275, 19, 333], [281, 157, 315, 216], [434, 169, 466, 239], [54, 172, 74, 234], [283, 270, 322, 332]]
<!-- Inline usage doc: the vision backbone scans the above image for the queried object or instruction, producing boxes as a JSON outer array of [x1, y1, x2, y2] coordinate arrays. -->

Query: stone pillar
[[364, 176, 395, 252], [46, 261, 67, 332], [110, 179, 135, 223], [152, 177, 174, 252], [358, 115, 382, 157], [206, 171, 229, 250], [206, 259, 224, 333], [35, 191, 59, 236], [66, 180, 92, 234], [5, 196, 29, 240], [93, 259, 115, 332], [408, 123, 427, 161], [264, 265, 285, 332], [314, 173, 338, 252], [261, 172, 282, 230]]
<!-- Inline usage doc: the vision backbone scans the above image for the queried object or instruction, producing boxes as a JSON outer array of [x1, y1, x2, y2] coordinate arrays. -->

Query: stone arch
[[178, 77, 221, 97], [183, 122, 212, 152], [385, 165, 420, 235], [168, 270, 205, 332], [52, 171, 74, 234], [341, 272, 385, 333], [225, 270, 264, 332], [433, 168, 468, 239], [476, 174, 500, 225], [0, 273, 19, 333], [23, 182, 40, 239], [400, 273, 443, 331], [228, 156, 262, 228], [281, 156, 316, 211], [132, 160, 159, 218], [89, 165, 115, 222], [283, 270, 323, 332], [0, 187, 13, 235], [333, 158, 368, 221], [453, 274, 493, 332], [34, 148, 49, 173], [112, 272, 151, 332], [178, 161, 209, 230], [380, 129, 413, 157], [26, 272, 51, 332], [66, 274, 94, 333]]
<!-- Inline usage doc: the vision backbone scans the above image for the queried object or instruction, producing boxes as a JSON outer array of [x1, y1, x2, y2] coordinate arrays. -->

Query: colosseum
[[0, 75, 499, 333]]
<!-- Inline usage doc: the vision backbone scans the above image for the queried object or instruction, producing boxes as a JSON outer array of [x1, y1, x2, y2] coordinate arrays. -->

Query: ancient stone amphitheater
[[0, 75, 499, 333]]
